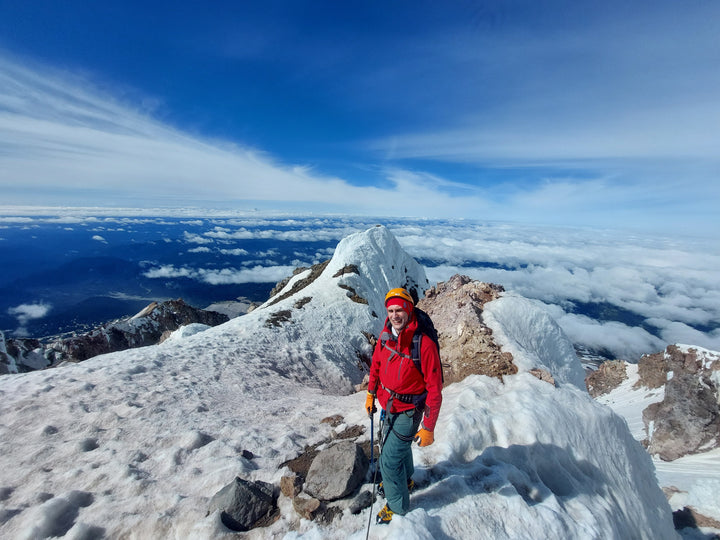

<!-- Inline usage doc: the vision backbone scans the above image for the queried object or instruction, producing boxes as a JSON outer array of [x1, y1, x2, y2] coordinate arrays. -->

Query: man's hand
[[414, 427, 434, 447], [365, 392, 377, 416]]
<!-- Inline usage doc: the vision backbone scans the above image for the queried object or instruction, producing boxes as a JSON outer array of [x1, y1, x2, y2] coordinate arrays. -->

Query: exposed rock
[[315, 505, 343, 525], [636, 351, 670, 389], [264, 310, 292, 328], [1, 336, 47, 373], [332, 264, 360, 278], [640, 345, 720, 461], [417, 275, 516, 383], [280, 473, 303, 498], [644, 371, 719, 460], [266, 260, 331, 308], [303, 441, 368, 501], [337, 284, 368, 304], [586, 360, 628, 397], [1, 299, 229, 373], [209, 477, 278, 532], [354, 374, 370, 393], [673, 506, 720, 531], [280, 446, 320, 481], [529, 368, 556, 386], [333, 425, 365, 440], [348, 489, 374, 515], [58, 299, 228, 363], [292, 492, 322, 520], [320, 414, 344, 427]]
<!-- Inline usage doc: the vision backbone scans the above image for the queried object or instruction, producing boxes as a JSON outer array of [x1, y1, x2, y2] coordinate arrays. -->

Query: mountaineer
[[365, 287, 443, 524]]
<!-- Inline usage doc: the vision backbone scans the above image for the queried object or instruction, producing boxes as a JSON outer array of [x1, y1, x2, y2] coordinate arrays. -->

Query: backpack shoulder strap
[[411, 332, 424, 377], [411, 328, 444, 384]]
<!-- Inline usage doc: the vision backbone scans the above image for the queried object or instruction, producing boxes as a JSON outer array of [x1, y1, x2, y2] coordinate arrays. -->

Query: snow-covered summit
[[194, 224, 430, 392]]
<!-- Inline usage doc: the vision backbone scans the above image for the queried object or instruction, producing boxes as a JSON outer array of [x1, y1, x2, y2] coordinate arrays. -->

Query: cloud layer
[[148, 214, 720, 360], [390, 222, 720, 360], [2, 212, 718, 360]]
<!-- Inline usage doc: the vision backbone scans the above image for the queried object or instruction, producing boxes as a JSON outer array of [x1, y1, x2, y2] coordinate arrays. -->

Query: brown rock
[[320, 415, 344, 427], [586, 360, 628, 397], [641, 345, 720, 460], [530, 368, 556, 386], [292, 493, 321, 520], [673, 506, 720, 531], [280, 473, 303, 498], [2, 299, 229, 373], [417, 275, 516, 383], [635, 351, 669, 389]]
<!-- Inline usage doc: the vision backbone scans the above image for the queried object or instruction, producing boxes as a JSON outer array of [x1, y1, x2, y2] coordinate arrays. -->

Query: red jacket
[[368, 315, 443, 431]]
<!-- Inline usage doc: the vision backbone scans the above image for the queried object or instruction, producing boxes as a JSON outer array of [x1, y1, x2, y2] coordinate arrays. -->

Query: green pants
[[379, 408, 422, 515]]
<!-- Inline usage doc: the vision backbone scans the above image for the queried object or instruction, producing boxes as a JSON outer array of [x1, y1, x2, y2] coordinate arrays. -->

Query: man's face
[[387, 305, 410, 332]]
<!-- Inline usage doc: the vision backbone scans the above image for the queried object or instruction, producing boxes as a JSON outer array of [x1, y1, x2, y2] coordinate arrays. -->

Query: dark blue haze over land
[[1, 214, 718, 364]]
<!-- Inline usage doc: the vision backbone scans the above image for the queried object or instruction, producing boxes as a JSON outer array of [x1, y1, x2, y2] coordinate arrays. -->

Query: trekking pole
[[366, 410, 375, 540], [365, 409, 387, 539]]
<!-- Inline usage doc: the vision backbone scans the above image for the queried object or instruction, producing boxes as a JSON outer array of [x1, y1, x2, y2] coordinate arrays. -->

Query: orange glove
[[365, 392, 377, 416], [414, 426, 434, 447]]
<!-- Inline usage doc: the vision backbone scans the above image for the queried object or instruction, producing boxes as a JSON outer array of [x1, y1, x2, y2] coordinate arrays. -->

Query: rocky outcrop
[[636, 351, 671, 389], [639, 345, 720, 461], [1, 299, 228, 374], [273, 415, 375, 525], [0, 334, 46, 374], [303, 441, 369, 501], [586, 360, 628, 397], [673, 505, 720, 531], [417, 275, 516, 383], [208, 477, 279, 531]]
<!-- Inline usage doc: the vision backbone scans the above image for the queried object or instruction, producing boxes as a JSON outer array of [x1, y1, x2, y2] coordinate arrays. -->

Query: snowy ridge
[[483, 292, 588, 390], [234, 224, 430, 392], [0, 226, 680, 539]]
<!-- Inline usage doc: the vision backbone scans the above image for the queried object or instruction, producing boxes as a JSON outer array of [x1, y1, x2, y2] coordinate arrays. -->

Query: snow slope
[[0, 226, 677, 539]]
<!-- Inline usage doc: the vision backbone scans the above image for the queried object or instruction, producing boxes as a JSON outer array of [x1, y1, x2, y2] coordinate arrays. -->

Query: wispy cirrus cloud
[[2, 0, 719, 235], [0, 53, 509, 220], [0, 54, 384, 210]]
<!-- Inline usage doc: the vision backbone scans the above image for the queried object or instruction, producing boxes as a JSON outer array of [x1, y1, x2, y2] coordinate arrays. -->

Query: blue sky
[[1, 0, 719, 235]]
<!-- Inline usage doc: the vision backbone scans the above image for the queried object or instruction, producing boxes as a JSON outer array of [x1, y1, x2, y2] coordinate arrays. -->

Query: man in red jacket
[[365, 287, 443, 524]]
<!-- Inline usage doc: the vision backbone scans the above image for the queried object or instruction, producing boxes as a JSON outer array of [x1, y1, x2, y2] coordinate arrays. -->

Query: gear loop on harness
[[381, 395, 423, 445]]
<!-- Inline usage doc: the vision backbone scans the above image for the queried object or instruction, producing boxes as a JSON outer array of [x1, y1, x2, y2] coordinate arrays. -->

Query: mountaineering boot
[[376, 504, 394, 524], [378, 478, 415, 498]]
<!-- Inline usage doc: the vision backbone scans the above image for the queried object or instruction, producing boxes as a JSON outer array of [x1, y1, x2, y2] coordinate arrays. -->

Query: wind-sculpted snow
[[400, 374, 676, 539], [369, 372, 676, 538], [483, 292, 588, 390]]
